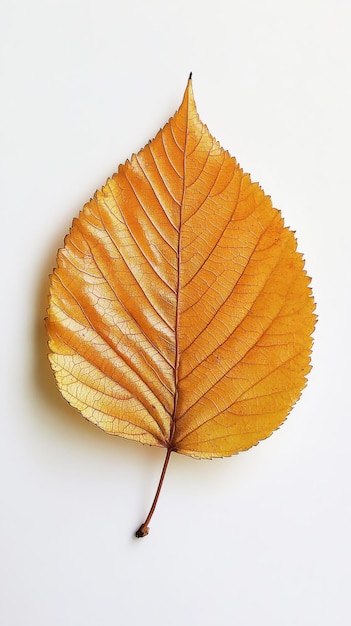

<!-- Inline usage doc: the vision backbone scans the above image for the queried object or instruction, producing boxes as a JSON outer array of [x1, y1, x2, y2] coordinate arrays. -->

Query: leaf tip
[[182, 72, 196, 114]]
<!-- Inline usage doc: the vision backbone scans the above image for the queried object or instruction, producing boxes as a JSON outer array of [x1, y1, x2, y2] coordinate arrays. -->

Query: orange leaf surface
[[46, 76, 315, 536]]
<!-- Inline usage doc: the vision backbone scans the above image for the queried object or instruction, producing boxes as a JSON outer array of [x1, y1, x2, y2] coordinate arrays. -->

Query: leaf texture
[[47, 78, 315, 460]]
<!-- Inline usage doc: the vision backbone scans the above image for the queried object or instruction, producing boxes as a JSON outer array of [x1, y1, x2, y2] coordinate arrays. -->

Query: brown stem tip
[[135, 524, 150, 538]]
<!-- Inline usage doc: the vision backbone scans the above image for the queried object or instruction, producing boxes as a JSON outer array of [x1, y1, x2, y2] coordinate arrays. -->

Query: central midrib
[[169, 83, 191, 447]]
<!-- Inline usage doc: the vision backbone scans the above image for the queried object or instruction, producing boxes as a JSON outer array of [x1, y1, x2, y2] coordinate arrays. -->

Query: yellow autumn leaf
[[46, 76, 315, 536]]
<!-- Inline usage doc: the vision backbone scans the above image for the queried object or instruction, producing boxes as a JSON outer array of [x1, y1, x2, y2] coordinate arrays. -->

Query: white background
[[1, 0, 350, 624]]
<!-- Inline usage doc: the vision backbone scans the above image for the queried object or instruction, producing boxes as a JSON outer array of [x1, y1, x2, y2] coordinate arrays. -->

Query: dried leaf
[[46, 76, 315, 536]]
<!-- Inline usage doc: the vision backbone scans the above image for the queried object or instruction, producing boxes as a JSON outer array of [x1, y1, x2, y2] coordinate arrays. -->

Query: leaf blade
[[47, 78, 315, 460]]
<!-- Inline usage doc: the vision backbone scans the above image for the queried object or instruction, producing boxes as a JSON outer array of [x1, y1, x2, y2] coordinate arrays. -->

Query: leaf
[[46, 76, 315, 536]]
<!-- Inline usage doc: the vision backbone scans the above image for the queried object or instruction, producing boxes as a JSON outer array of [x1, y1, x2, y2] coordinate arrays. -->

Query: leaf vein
[[176, 347, 307, 444]]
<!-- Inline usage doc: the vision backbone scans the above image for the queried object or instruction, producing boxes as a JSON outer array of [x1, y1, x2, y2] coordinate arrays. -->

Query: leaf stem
[[135, 448, 172, 538]]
